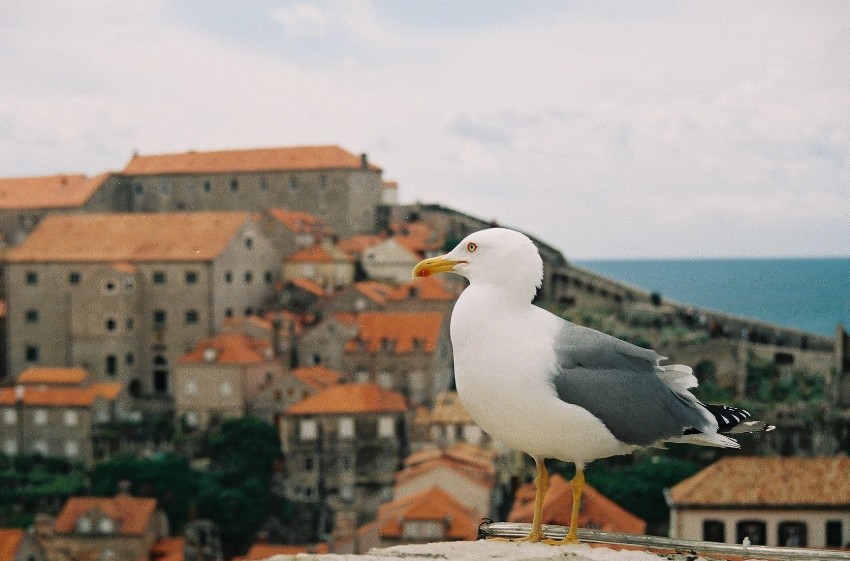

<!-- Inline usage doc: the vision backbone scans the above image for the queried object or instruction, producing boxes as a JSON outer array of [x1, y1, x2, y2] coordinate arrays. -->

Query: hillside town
[[1, 145, 849, 561]]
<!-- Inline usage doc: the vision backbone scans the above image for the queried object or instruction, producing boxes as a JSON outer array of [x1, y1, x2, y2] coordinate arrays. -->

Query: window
[[152, 271, 166, 284], [153, 370, 169, 395], [98, 518, 114, 534], [25, 344, 39, 363], [703, 520, 725, 542], [106, 355, 117, 376], [224, 271, 233, 284], [25, 309, 39, 323], [102, 279, 118, 294], [290, 177, 297, 191], [105, 318, 116, 332], [64, 410, 79, 426], [185, 380, 198, 396], [826, 520, 843, 548], [264, 270, 274, 284], [260, 177, 268, 191], [133, 182, 143, 195], [126, 318, 134, 331], [185, 309, 199, 324], [3, 439, 17, 455], [125, 352, 135, 365], [3, 409, 17, 425], [736, 520, 766, 546], [153, 310, 166, 326], [185, 271, 198, 284], [244, 271, 253, 283], [124, 277, 135, 292], [69, 272, 81, 285], [339, 417, 354, 439], [778, 521, 807, 547], [378, 416, 395, 438], [231, 178, 239, 192], [220, 382, 233, 397], [304, 456, 314, 471], [300, 419, 317, 440], [320, 174, 327, 189], [33, 409, 48, 426], [25, 271, 38, 285], [65, 440, 79, 458], [203, 180, 211, 192], [225, 308, 234, 318], [76, 517, 92, 534], [245, 237, 253, 249]]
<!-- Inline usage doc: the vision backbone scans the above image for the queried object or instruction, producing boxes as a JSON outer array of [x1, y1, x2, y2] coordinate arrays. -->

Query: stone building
[[258, 207, 333, 258], [39, 491, 169, 561], [280, 382, 408, 526], [4, 212, 281, 413], [667, 456, 850, 548], [173, 333, 285, 432], [0, 367, 123, 467], [282, 242, 355, 290], [341, 311, 453, 406], [120, 145, 384, 238]]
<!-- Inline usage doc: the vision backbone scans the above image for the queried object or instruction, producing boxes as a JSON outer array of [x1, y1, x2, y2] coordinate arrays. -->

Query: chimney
[[360, 153, 369, 169]]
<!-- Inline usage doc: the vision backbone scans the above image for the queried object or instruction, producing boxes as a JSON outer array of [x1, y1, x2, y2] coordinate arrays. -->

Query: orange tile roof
[[416, 391, 475, 425], [352, 281, 395, 304], [6, 212, 251, 263], [243, 543, 328, 558], [266, 207, 332, 236], [345, 311, 445, 353], [286, 383, 406, 415], [509, 474, 646, 535], [668, 456, 850, 507], [151, 537, 185, 561], [376, 486, 478, 540], [0, 383, 121, 407], [286, 277, 327, 297], [180, 333, 271, 365], [18, 366, 88, 385], [0, 173, 109, 210], [388, 276, 455, 302], [291, 366, 343, 392], [396, 443, 496, 490], [54, 495, 158, 535], [0, 529, 24, 561], [123, 145, 380, 175], [336, 234, 384, 257], [286, 243, 351, 264]]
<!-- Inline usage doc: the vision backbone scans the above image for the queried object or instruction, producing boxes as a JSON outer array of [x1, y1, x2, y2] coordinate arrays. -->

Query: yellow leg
[[542, 465, 584, 545], [489, 457, 548, 543]]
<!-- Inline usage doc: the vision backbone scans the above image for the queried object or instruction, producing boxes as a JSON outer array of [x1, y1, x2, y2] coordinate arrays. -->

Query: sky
[[1, 1, 849, 259]]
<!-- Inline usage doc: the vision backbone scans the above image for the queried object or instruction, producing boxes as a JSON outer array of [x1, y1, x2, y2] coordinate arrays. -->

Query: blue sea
[[574, 258, 850, 336]]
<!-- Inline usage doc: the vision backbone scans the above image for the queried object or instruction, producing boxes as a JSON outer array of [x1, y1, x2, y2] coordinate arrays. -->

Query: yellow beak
[[413, 255, 463, 278]]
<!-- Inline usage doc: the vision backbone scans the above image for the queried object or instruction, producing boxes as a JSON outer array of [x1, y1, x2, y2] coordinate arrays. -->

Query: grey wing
[[551, 322, 713, 446]]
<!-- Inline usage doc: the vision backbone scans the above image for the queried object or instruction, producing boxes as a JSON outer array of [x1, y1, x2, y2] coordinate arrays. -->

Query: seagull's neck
[[459, 283, 532, 312]]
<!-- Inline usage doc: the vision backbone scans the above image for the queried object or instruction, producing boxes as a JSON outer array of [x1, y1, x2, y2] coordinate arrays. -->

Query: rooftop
[[123, 145, 381, 175], [668, 456, 850, 507], [291, 365, 344, 392], [0, 529, 24, 561], [0, 383, 121, 407], [0, 173, 109, 210], [346, 311, 445, 353], [286, 242, 352, 264], [286, 382, 407, 416], [6, 211, 251, 263], [180, 333, 272, 365], [372, 486, 478, 541], [18, 366, 89, 386], [265, 207, 332, 236], [54, 494, 158, 535], [509, 474, 646, 535]]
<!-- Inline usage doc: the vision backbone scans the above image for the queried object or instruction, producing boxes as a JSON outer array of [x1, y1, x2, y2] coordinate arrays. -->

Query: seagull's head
[[413, 227, 543, 302]]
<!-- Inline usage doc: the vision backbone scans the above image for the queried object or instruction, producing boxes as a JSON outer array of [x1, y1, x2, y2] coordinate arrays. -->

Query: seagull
[[413, 227, 772, 545]]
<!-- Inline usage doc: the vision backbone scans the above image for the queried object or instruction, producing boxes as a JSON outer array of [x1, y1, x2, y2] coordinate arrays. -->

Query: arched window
[[736, 520, 766, 545]]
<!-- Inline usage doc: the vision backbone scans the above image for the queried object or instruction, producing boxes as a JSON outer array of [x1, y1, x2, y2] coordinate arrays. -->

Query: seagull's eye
[[466, 242, 478, 253]]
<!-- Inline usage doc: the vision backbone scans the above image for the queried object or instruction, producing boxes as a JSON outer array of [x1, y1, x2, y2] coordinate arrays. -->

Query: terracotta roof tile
[[345, 311, 445, 354], [286, 277, 327, 297], [286, 382, 406, 415], [0, 383, 121, 407], [0, 529, 24, 561], [18, 366, 88, 385], [123, 145, 380, 174], [6, 212, 251, 263], [396, 443, 496, 490], [376, 486, 477, 540], [243, 543, 328, 558], [180, 333, 271, 365], [353, 281, 395, 305], [54, 495, 158, 535], [668, 456, 850, 507], [286, 243, 351, 264], [0, 173, 109, 210], [291, 366, 343, 392], [509, 474, 646, 535], [336, 234, 384, 257], [388, 276, 455, 302], [266, 208, 332, 236]]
